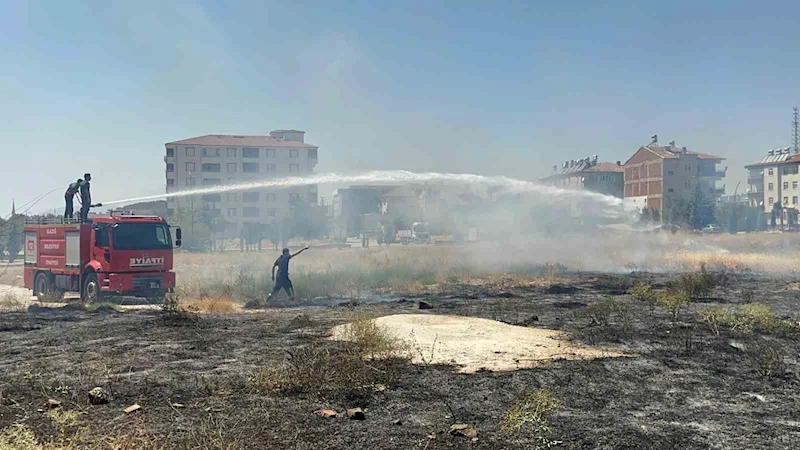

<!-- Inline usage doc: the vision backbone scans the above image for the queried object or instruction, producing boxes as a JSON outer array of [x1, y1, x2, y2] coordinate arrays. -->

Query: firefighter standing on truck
[[64, 178, 82, 219], [79, 173, 92, 222]]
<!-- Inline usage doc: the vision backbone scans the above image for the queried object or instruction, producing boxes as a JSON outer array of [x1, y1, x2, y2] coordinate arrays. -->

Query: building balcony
[[699, 171, 726, 178]]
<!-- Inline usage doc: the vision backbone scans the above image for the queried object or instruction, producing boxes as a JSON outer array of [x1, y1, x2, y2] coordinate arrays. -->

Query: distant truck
[[23, 213, 181, 303]]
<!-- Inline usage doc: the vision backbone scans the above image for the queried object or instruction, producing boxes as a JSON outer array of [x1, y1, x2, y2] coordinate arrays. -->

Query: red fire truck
[[23, 213, 181, 303]]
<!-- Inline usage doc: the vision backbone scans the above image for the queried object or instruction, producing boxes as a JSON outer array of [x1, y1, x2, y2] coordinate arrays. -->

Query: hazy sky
[[2, 0, 799, 215]]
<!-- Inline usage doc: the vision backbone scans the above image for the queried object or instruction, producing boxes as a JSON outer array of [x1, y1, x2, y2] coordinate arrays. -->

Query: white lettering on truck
[[129, 257, 164, 268], [43, 243, 59, 250]]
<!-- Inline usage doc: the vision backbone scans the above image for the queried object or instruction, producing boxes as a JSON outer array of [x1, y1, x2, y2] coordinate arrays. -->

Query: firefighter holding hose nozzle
[[64, 178, 82, 219]]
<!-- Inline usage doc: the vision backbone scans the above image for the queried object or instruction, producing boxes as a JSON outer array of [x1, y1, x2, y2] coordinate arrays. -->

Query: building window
[[227, 208, 237, 217], [226, 223, 238, 232], [290, 149, 299, 158], [243, 207, 259, 217], [243, 148, 259, 158], [794, 166, 799, 175], [185, 147, 195, 157], [202, 163, 221, 172], [769, 183, 774, 191], [202, 178, 220, 186], [267, 208, 276, 217], [685, 165, 691, 171], [769, 197, 774, 205], [667, 171, 674, 175], [243, 192, 259, 202], [308, 148, 317, 159], [166, 163, 175, 172], [289, 193, 300, 203], [289, 164, 299, 172], [769, 168, 774, 176], [226, 193, 237, 202], [186, 177, 195, 187], [266, 149, 276, 158], [227, 148, 237, 157], [186, 162, 196, 172], [265, 193, 276, 202], [667, 188, 674, 193], [266, 164, 276, 173], [227, 163, 237, 173], [685, 182, 690, 188], [166, 148, 175, 157], [784, 167, 790, 175], [202, 194, 222, 202], [784, 182, 789, 190], [784, 197, 789, 205], [203, 148, 220, 157], [794, 197, 798, 205], [167, 179, 175, 186], [794, 181, 798, 189], [243, 162, 259, 173]]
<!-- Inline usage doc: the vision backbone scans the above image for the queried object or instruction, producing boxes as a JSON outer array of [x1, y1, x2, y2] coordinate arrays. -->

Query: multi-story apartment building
[[623, 144, 725, 211], [745, 148, 800, 212], [164, 130, 319, 238], [541, 156, 624, 198]]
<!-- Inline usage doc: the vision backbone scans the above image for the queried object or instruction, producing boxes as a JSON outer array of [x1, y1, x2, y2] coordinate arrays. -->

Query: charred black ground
[[1, 271, 798, 449]]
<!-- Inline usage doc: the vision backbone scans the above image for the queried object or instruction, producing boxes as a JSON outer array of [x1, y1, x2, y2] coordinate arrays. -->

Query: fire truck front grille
[[132, 276, 162, 291]]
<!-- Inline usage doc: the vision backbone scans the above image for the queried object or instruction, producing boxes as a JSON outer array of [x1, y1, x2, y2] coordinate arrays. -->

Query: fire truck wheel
[[82, 273, 102, 304], [33, 272, 50, 299]]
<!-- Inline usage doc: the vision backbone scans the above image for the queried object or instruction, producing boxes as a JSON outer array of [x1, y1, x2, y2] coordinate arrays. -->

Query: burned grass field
[[2, 260, 800, 449]]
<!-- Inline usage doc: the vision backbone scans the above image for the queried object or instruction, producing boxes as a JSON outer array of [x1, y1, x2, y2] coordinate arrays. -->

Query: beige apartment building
[[164, 130, 319, 238], [746, 148, 800, 212]]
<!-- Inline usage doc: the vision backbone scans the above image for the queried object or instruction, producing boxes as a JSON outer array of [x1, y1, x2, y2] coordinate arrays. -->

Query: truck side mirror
[[175, 227, 182, 248]]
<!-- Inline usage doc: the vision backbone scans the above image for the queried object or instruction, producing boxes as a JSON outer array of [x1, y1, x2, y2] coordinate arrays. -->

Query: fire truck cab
[[23, 213, 181, 303]]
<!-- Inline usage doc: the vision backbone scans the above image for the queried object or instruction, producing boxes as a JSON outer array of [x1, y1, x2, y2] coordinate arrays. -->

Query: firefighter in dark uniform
[[267, 245, 310, 302], [64, 178, 82, 219], [79, 173, 92, 222]]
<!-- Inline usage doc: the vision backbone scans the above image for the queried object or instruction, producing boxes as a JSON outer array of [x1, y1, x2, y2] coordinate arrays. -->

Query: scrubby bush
[[629, 281, 658, 314], [248, 317, 408, 398], [668, 263, 717, 300], [746, 338, 786, 377], [500, 388, 562, 447], [657, 292, 690, 323], [699, 303, 799, 335]]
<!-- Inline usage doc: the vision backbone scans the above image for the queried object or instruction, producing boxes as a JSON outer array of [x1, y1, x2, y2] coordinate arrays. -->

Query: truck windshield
[[112, 223, 172, 250]]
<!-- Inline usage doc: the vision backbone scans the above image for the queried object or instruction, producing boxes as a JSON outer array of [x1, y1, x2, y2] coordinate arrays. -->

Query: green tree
[[650, 208, 661, 223], [0, 214, 24, 262], [168, 207, 211, 251], [665, 195, 690, 227], [688, 186, 715, 229]]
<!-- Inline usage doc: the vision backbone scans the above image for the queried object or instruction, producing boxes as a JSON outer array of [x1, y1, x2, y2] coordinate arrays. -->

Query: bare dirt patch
[[332, 314, 627, 373]]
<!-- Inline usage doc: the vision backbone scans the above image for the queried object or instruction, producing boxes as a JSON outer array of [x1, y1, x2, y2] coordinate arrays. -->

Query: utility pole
[[793, 107, 799, 154]]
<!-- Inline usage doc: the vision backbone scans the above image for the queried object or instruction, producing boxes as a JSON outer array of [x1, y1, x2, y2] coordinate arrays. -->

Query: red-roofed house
[[623, 144, 726, 211], [541, 156, 624, 198]]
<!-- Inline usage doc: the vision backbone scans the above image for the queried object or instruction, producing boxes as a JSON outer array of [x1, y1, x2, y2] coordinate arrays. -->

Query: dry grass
[[248, 316, 408, 398], [180, 296, 240, 314], [0, 290, 27, 312]]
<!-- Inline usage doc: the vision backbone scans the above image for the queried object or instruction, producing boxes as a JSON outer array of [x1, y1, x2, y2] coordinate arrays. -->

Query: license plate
[[150, 282, 160, 289]]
